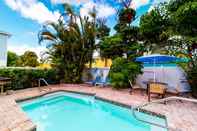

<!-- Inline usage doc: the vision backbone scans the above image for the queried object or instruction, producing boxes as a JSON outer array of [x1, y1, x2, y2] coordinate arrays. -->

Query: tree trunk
[[104, 58, 108, 67]]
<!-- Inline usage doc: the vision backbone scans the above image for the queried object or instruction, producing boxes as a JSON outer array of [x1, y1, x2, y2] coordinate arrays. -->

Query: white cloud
[[80, 1, 94, 18], [51, 0, 66, 4], [5, 0, 114, 24], [148, 0, 170, 12], [130, 0, 170, 9], [51, 0, 88, 5], [97, 4, 116, 18], [4, 0, 61, 24], [148, 5, 154, 12], [130, 0, 150, 9], [152, 0, 170, 5], [80, 1, 115, 18]]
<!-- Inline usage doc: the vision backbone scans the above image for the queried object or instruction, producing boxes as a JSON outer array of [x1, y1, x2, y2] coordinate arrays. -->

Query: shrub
[[188, 65, 197, 98], [0, 68, 60, 90], [109, 57, 142, 89]]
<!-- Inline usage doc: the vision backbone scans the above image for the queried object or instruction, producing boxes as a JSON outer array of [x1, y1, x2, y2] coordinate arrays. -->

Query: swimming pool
[[19, 92, 167, 131]]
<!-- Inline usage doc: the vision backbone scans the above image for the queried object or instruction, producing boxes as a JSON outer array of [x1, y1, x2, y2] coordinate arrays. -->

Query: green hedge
[[188, 65, 197, 98], [0, 68, 60, 90]]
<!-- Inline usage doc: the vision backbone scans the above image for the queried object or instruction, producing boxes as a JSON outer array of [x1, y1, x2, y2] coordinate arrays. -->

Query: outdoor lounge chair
[[84, 75, 100, 86], [0, 77, 11, 95], [148, 82, 167, 102], [85, 80, 95, 86], [85, 76, 109, 87], [95, 77, 109, 87]]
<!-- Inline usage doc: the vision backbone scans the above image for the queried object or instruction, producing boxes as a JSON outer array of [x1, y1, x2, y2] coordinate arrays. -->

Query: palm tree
[[38, 4, 97, 83]]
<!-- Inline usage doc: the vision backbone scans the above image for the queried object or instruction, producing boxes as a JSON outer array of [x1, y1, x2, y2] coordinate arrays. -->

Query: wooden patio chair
[[148, 82, 167, 102], [0, 77, 11, 95], [129, 80, 142, 95]]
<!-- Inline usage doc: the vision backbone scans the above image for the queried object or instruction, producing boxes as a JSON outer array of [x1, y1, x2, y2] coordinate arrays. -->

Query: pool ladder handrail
[[132, 96, 197, 130], [38, 78, 49, 87]]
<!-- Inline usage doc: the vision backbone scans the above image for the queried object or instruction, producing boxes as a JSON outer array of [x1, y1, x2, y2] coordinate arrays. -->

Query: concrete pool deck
[[0, 84, 196, 131]]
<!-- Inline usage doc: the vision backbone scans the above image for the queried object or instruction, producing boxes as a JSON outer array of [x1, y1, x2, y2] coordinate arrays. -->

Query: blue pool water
[[19, 92, 167, 131]]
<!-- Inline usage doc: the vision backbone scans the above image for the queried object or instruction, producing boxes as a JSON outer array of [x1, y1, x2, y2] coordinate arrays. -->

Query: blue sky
[[0, 0, 166, 57]]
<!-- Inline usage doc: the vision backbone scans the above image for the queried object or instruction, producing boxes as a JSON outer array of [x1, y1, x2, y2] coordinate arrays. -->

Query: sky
[[0, 0, 168, 57]]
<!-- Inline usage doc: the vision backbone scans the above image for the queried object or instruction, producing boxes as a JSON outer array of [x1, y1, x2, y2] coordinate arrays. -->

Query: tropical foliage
[[0, 68, 59, 90], [109, 57, 142, 89], [100, 34, 124, 60], [140, 4, 170, 52], [7, 51, 19, 66], [96, 18, 110, 39], [140, 0, 197, 58], [38, 4, 103, 83], [139, 0, 197, 96], [167, 0, 197, 37], [16, 51, 39, 67], [32, 0, 196, 92], [187, 65, 197, 97], [7, 51, 39, 67], [100, 2, 143, 89]]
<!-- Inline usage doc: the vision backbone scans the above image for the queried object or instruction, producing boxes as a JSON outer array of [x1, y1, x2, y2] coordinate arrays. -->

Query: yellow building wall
[[91, 58, 112, 68], [38, 58, 112, 69], [37, 63, 51, 69]]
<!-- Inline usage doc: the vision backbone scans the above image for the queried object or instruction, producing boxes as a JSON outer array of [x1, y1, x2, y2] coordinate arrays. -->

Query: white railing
[[132, 96, 197, 130], [38, 78, 49, 87]]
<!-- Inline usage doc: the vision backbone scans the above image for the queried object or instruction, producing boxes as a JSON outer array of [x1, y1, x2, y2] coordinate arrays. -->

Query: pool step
[[132, 96, 197, 131]]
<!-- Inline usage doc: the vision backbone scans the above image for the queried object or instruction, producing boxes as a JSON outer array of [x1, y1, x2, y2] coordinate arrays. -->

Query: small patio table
[[146, 82, 168, 102], [0, 77, 11, 94], [143, 81, 168, 94], [143, 81, 155, 94]]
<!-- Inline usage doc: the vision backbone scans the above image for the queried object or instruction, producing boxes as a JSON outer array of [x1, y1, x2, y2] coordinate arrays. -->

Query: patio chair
[[148, 82, 167, 102], [84, 80, 95, 86], [175, 80, 190, 98], [95, 76, 109, 87], [0, 77, 11, 95], [129, 80, 142, 95]]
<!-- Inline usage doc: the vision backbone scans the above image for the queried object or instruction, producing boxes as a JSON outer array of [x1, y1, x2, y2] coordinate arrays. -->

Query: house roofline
[[0, 31, 11, 37]]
